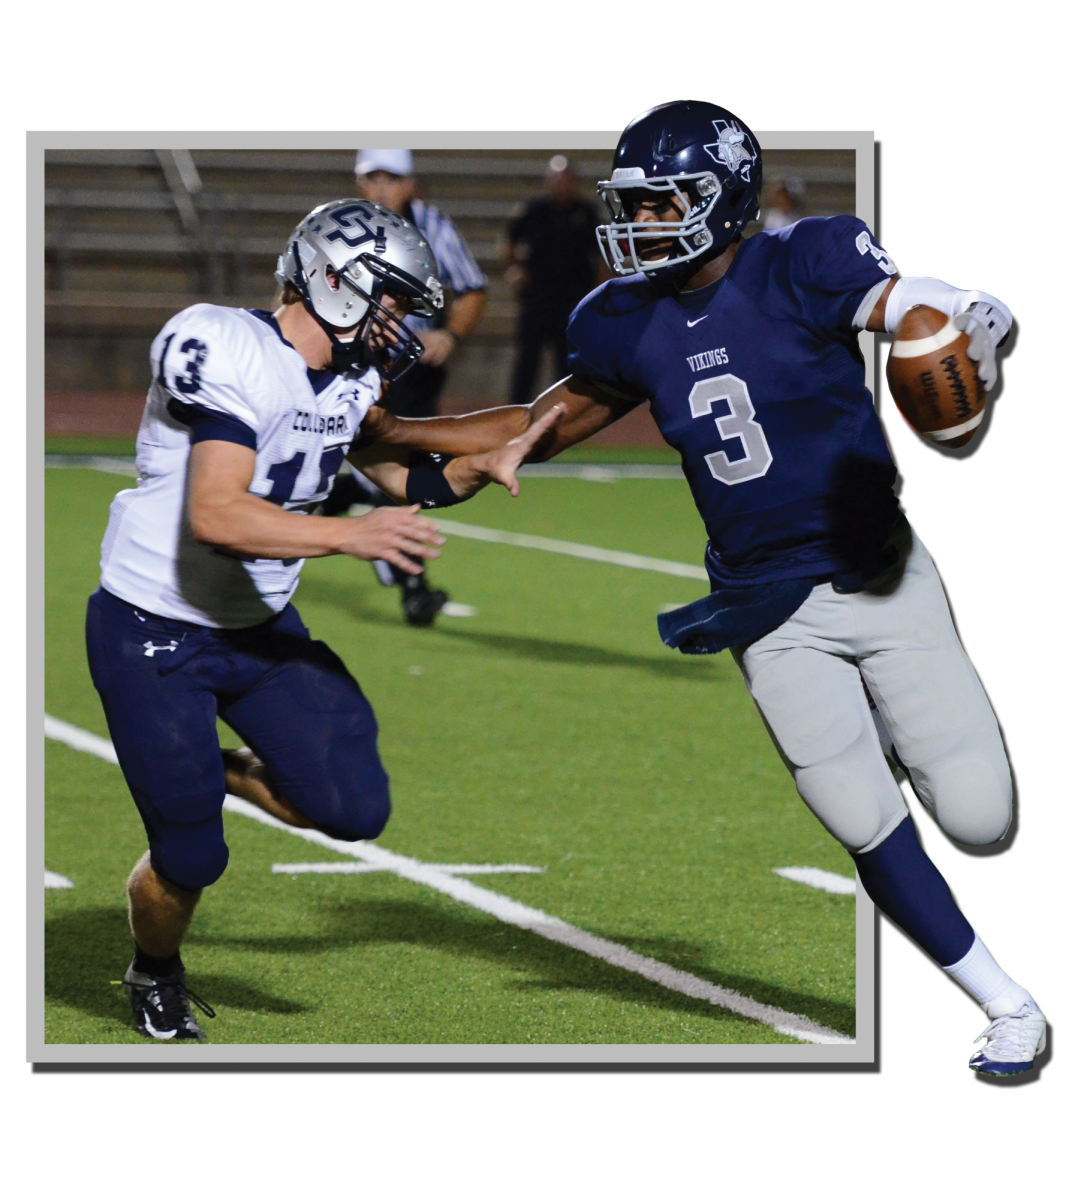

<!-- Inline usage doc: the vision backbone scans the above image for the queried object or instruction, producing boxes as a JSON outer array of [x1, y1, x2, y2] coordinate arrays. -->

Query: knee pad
[[794, 757, 891, 852], [916, 754, 1012, 845], [318, 781, 391, 842], [150, 817, 229, 890], [131, 781, 229, 890], [311, 737, 392, 842]]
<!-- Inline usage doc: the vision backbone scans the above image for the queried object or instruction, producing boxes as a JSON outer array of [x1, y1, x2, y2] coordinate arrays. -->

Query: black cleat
[[123, 960, 216, 1042], [395, 562, 448, 627], [402, 582, 449, 626]]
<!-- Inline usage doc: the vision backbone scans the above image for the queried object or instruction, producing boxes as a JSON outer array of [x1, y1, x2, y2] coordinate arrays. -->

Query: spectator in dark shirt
[[505, 156, 604, 404]]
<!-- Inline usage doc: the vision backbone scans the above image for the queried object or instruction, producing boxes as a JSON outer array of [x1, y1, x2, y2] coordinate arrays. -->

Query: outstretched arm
[[352, 405, 567, 506], [362, 374, 640, 459]]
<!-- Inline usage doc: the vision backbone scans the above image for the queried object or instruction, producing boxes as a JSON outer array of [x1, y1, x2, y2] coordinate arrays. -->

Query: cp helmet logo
[[703, 121, 756, 182], [323, 204, 388, 252]]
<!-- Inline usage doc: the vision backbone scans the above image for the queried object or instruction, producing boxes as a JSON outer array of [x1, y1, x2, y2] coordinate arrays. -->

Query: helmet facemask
[[597, 170, 724, 278], [289, 248, 442, 380]]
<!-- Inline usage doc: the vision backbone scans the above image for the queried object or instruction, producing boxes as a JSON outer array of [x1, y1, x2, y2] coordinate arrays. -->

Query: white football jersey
[[100, 304, 379, 628]]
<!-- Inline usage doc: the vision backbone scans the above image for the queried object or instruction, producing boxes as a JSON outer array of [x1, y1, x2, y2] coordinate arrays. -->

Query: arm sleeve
[[152, 310, 260, 449], [565, 288, 650, 402], [881, 277, 1012, 342], [782, 216, 898, 336]]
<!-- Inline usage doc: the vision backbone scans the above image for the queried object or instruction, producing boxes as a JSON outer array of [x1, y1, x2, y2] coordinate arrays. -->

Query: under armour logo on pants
[[143, 640, 179, 657]]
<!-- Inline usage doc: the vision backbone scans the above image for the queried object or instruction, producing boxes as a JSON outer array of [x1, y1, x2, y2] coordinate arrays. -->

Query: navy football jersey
[[567, 216, 900, 588]]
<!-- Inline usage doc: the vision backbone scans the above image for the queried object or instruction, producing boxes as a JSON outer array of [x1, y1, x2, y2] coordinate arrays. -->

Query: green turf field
[[44, 433, 683, 464], [44, 464, 856, 1045]]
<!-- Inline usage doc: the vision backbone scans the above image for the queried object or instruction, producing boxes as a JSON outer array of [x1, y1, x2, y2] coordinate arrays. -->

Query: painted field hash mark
[[272, 862, 546, 876], [45, 715, 853, 1046], [774, 866, 856, 895]]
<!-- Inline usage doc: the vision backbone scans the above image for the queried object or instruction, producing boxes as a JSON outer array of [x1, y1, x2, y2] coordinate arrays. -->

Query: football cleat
[[123, 960, 216, 1042], [402, 581, 449, 627], [968, 1002, 1047, 1076], [221, 745, 263, 780]]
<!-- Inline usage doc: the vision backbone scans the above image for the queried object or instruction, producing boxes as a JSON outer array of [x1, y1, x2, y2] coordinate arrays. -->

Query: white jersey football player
[[87, 199, 561, 1041]]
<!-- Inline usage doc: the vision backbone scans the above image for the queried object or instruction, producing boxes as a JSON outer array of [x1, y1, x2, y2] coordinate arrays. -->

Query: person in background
[[505, 155, 604, 405], [762, 177, 807, 230], [322, 148, 488, 625]]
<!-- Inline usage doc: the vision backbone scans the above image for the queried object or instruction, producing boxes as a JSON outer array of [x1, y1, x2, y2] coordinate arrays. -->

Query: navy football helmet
[[596, 101, 762, 279]]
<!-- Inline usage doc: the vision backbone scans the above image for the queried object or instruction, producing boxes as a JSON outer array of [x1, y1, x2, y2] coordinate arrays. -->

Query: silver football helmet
[[276, 199, 444, 379]]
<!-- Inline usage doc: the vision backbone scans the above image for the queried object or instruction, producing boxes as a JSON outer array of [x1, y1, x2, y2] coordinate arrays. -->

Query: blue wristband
[[405, 452, 461, 509]]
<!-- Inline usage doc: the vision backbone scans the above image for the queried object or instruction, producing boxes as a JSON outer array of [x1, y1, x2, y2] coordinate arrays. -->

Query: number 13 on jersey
[[689, 373, 773, 485]]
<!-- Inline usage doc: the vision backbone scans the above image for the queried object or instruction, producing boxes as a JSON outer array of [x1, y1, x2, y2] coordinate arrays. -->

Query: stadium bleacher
[[44, 146, 855, 441]]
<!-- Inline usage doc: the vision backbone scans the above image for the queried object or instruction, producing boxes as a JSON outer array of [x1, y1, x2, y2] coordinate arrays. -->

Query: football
[[886, 305, 986, 449]]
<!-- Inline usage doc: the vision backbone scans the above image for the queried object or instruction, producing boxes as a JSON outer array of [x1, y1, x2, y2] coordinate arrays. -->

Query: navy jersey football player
[[370, 102, 1045, 1075]]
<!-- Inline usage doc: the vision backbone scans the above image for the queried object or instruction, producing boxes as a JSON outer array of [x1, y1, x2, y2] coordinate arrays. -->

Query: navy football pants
[[85, 588, 390, 891]]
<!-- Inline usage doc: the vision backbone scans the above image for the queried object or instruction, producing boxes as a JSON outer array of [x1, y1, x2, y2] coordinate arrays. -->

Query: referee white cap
[[355, 148, 414, 177]]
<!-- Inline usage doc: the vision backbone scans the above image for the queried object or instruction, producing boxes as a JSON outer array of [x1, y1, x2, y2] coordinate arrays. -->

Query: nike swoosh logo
[[142, 1011, 177, 1039], [686, 316, 708, 328]]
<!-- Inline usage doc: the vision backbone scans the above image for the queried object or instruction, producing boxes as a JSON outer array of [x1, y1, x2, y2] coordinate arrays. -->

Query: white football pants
[[732, 524, 1012, 854]]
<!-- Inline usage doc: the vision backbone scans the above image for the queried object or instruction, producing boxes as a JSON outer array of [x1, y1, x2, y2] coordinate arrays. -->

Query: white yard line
[[44, 714, 119, 763], [774, 866, 856, 896], [520, 463, 683, 481], [44, 455, 139, 476], [45, 714, 853, 1046], [440, 602, 478, 618], [432, 519, 709, 581], [272, 862, 386, 875], [273, 862, 546, 875], [45, 870, 75, 889]]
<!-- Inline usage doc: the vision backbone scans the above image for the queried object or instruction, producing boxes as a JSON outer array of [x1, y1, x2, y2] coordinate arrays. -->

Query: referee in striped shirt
[[354, 148, 487, 417], [320, 149, 487, 625]]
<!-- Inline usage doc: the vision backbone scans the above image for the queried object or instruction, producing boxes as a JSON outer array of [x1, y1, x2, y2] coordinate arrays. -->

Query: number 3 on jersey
[[689, 374, 773, 485]]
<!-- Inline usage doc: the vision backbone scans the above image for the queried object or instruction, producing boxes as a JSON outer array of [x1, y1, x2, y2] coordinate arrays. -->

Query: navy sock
[[133, 947, 183, 978], [851, 817, 975, 967]]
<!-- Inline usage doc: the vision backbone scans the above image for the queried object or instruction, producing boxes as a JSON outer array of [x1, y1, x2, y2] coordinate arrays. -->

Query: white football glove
[[952, 301, 1010, 392]]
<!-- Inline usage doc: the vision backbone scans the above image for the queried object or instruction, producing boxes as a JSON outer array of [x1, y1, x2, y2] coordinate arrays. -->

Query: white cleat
[[968, 1003, 1047, 1077]]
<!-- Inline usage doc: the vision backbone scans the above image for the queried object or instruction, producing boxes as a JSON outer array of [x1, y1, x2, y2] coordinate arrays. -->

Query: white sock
[[943, 934, 1035, 1018]]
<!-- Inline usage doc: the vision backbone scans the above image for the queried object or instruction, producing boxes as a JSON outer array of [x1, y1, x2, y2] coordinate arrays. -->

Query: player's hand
[[459, 405, 566, 498], [335, 505, 444, 573], [419, 330, 456, 367], [953, 310, 1002, 391]]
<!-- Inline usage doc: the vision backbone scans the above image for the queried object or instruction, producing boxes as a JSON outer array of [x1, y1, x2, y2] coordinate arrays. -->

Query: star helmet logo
[[703, 120, 756, 182]]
